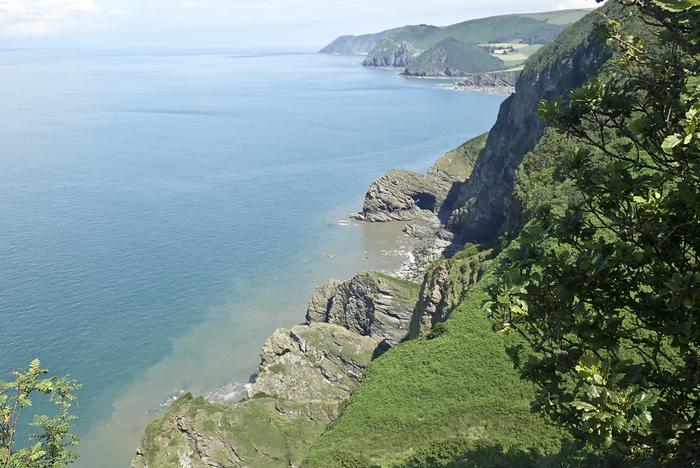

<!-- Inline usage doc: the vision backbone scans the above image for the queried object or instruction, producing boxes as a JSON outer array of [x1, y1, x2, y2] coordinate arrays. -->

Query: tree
[[488, 0, 699, 464], [0, 360, 80, 467]]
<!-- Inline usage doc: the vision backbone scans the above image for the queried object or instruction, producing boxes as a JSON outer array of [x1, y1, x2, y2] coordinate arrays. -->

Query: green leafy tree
[[0, 360, 80, 467], [488, 0, 699, 464]]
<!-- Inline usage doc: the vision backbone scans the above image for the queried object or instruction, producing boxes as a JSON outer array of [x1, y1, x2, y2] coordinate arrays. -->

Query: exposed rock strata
[[410, 245, 486, 338], [451, 70, 520, 93], [252, 323, 380, 402], [353, 169, 452, 223], [306, 272, 420, 346], [353, 133, 487, 224], [134, 272, 420, 467]]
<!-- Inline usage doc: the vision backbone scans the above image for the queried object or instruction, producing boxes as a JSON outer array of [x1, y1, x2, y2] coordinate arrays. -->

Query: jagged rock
[[252, 323, 380, 402], [305, 279, 342, 324], [132, 394, 338, 468], [354, 133, 488, 224], [363, 39, 421, 67], [452, 70, 520, 93], [410, 245, 486, 338], [306, 272, 420, 346], [354, 169, 451, 222]]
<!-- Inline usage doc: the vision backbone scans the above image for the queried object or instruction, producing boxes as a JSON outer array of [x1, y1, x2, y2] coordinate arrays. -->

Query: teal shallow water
[[0, 48, 505, 466]]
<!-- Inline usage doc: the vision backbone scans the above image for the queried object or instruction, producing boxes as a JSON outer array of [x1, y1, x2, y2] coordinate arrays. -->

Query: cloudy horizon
[[0, 0, 602, 49]]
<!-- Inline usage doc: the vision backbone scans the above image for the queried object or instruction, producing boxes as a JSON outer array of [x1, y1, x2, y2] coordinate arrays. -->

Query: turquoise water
[[0, 49, 505, 466]]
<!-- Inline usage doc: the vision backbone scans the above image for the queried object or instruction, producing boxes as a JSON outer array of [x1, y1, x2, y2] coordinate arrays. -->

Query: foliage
[[488, 0, 700, 464], [0, 360, 80, 468]]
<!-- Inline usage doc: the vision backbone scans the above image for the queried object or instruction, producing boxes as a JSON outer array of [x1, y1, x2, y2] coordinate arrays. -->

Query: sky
[[0, 0, 602, 49]]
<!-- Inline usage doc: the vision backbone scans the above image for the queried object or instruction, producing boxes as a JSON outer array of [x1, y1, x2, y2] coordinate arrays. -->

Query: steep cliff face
[[409, 245, 486, 338], [252, 323, 380, 402], [362, 39, 421, 67], [446, 5, 621, 242]]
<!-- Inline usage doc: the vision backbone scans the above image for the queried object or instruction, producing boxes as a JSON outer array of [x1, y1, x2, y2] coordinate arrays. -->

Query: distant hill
[[320, 8, 594, 75], [403, 38, 504, 76], [319, 25, 438, 55]]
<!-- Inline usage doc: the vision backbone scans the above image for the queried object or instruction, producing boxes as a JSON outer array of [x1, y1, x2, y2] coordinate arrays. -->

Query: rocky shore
[[132, 132, 490, 468], [449, 70, 520, 94]]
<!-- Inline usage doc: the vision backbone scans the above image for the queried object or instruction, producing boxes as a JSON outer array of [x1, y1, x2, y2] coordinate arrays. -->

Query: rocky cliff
[[452, 70, 520, 93], [362, 38, 421, 67], [353, 133, 488, 223], [306, 272, 420, 346], [445, 5, 620, 242], [133, 271, 420, 467], [319, 30, 399, 55]]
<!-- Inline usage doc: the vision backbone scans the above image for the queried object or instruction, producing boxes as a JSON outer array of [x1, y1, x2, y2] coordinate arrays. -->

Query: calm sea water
[[0, 48, 505, 466]]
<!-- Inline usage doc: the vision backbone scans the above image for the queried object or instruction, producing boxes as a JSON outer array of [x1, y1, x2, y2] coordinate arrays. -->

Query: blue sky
[[0, 0, 601, 48]]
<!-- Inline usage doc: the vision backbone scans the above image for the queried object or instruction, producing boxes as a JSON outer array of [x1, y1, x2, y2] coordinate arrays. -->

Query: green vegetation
[[489, 0, 700, 465], [392, 12, 591, 50], [137, 2, 699, 466], [304, 260, 566, 467], [405, 38, 504, 76], [432, 133, 488, 182], [0, 360, 80, 468]]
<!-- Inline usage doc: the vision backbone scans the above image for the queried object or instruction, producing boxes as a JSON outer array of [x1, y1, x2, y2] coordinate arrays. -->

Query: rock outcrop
[[252, 323, 380, 402], [410, 245, 486, 338], [452, 70, 520, 93], [306, 272, 420, 346], [133, 321, 381, 468], [134, 272, 420, 467], [353, 169, 453, 223], [363, 39, 421, 67], [132, 394, 338, 468], [354, 133, 488, 223]]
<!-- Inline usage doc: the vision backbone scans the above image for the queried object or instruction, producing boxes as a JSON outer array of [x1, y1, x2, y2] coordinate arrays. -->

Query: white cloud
[[0, 0, 102, 37]]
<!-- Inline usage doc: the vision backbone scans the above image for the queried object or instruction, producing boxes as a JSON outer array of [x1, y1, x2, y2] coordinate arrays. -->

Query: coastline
[[80, 217, 425, 467]]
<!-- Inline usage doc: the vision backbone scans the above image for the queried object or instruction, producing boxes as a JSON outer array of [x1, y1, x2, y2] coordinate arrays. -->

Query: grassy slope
[[304, 262, 565, 467], [406, 38, 505, 75], [433, 132, 488, 182], [395, 11, 590, 50]]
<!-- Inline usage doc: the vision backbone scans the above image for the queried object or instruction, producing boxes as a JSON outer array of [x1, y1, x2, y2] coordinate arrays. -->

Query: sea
[[0, 48, 506, 466]]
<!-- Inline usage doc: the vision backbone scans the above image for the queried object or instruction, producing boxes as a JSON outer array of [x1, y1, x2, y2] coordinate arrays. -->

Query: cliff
[[321, 10, 591, 57], [319, 25, 437, 55], [445, 4, 620, 242], [451, 70, 520, 93], [353, 133, 488, 223]]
